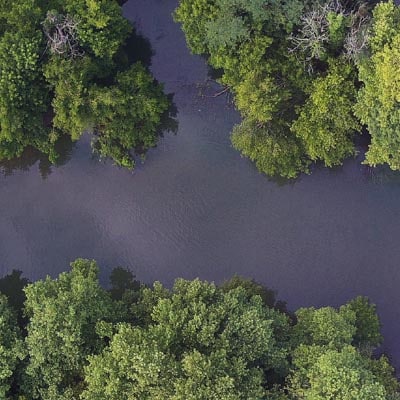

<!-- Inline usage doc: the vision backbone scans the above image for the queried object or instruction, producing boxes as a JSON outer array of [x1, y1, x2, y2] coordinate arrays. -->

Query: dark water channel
[[1, 0, 400, 369]]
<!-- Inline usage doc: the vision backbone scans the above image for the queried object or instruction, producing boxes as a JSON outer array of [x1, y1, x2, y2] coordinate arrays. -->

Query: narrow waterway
[[1, 0, 400, 369]]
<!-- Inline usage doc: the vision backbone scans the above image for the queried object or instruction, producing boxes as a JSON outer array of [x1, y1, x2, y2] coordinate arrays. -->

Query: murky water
[[1, 0, 400, 369]]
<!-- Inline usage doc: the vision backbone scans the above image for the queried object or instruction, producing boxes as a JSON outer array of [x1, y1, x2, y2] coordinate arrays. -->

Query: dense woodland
[[0, 0, 168, 168], [175, 0, 400, 178], [0, 259, 397, 399]]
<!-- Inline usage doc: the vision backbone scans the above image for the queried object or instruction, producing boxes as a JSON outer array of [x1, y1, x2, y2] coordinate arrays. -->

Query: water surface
[[1, 0, 400, 370]]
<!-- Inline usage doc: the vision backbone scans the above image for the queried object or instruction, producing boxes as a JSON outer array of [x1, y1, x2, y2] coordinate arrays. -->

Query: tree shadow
[[362, 163, 400, 184], [109, 266, 141, 302], [219, 275, 288, 314], [207, 64, 224, 81], [0, 135, 76, 179], [266, 173, 301, 187], [158, 93, 179, 136], [114, 25, 154, 72]]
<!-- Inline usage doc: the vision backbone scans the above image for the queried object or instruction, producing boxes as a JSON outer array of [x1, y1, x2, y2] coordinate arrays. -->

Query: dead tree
[[42, 11, 84, 58], [344, 12, 370, 61], [289, 0, 372, 70], [289, 0, 346, 64]]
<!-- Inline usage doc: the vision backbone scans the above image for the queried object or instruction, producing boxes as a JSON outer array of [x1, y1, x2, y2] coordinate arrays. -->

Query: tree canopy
[[355, 1, 400, 170], [23, 259, 123, 399], [0, 0, 168, 169], [82, 279, 290, 400], [175, 0, 400, 178], [0, 294, 24, 399], [0, 260, 397, 399]]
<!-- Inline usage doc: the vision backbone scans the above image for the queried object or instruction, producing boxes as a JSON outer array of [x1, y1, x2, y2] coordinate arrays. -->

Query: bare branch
[[288, 0, 371, 67], [42, 11, 84, 58], [343, 13, 370, 61], [289, 0, 346, 62]]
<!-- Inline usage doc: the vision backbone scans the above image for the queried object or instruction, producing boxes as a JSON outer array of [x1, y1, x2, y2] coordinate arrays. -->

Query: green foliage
[[173, 0, 218, 54], [291, 346, 388, 400], [0, 0, 43, 34], [0, 31, 48, 159], [89, 64, 169, 168], [82, 278, 291, 399], [44, 57, 168, 169], [367, 0, 400, 52], [368, 355, 400, 397], [82, 323, 179, 400], [220, 275, 287, 312], [0, 0, 168, 169], [174, 0, 303, 55], [109, 266, 141, 302], [44, 56, 94, 141], [108, 266, 142, 317], [231, 119, 310, 179], [327, 12, 349, 50], [343, 296, 382, 350], [0, 294, 24, 399], [355, 0, 400, 170], [291, 59, 360, 167], [292, 306, 357, 349], [23, 259, 122, 399], [0, 270, 30, 326], [0, 260, 397, 399], [175, 0, 391, 178], [288, 302, 399, 400], [235, 72, 291, 124], [64, 0, 131, 59]]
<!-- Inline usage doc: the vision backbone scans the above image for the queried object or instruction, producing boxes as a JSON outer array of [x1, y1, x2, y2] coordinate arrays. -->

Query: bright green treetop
[[355, 1, 400, 170], [82, 278, 291, 399], [23, 259, 123, 400], [291, 58, 360, 167]]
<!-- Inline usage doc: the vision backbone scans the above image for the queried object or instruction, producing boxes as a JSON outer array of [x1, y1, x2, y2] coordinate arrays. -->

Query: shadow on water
[[220, 275, 288, 314], [115, 25, 154, 71], [362, 163, 400, 184], [266, 173, 301, 187], [158, 93, 179, 135], [109, 266, 141, 302], [207, 65, 224, 81], [0, 135, 76, 179]]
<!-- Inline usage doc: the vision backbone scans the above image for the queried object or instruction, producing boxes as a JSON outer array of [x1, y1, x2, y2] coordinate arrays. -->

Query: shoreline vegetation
[[175, 0, 400, 179], [0, 0, 169, 169], [2, 0, 400, 181], [0, 259, 398, 399]]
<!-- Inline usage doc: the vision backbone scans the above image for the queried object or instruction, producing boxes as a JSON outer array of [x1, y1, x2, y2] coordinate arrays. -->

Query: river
[[1, 0, 400, 370]]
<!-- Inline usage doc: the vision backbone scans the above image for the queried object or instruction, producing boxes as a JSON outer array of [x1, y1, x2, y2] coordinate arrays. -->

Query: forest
[[175, 0, 400, 178], [0, 259, 398, 399], [0, 0, 168, 169]]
